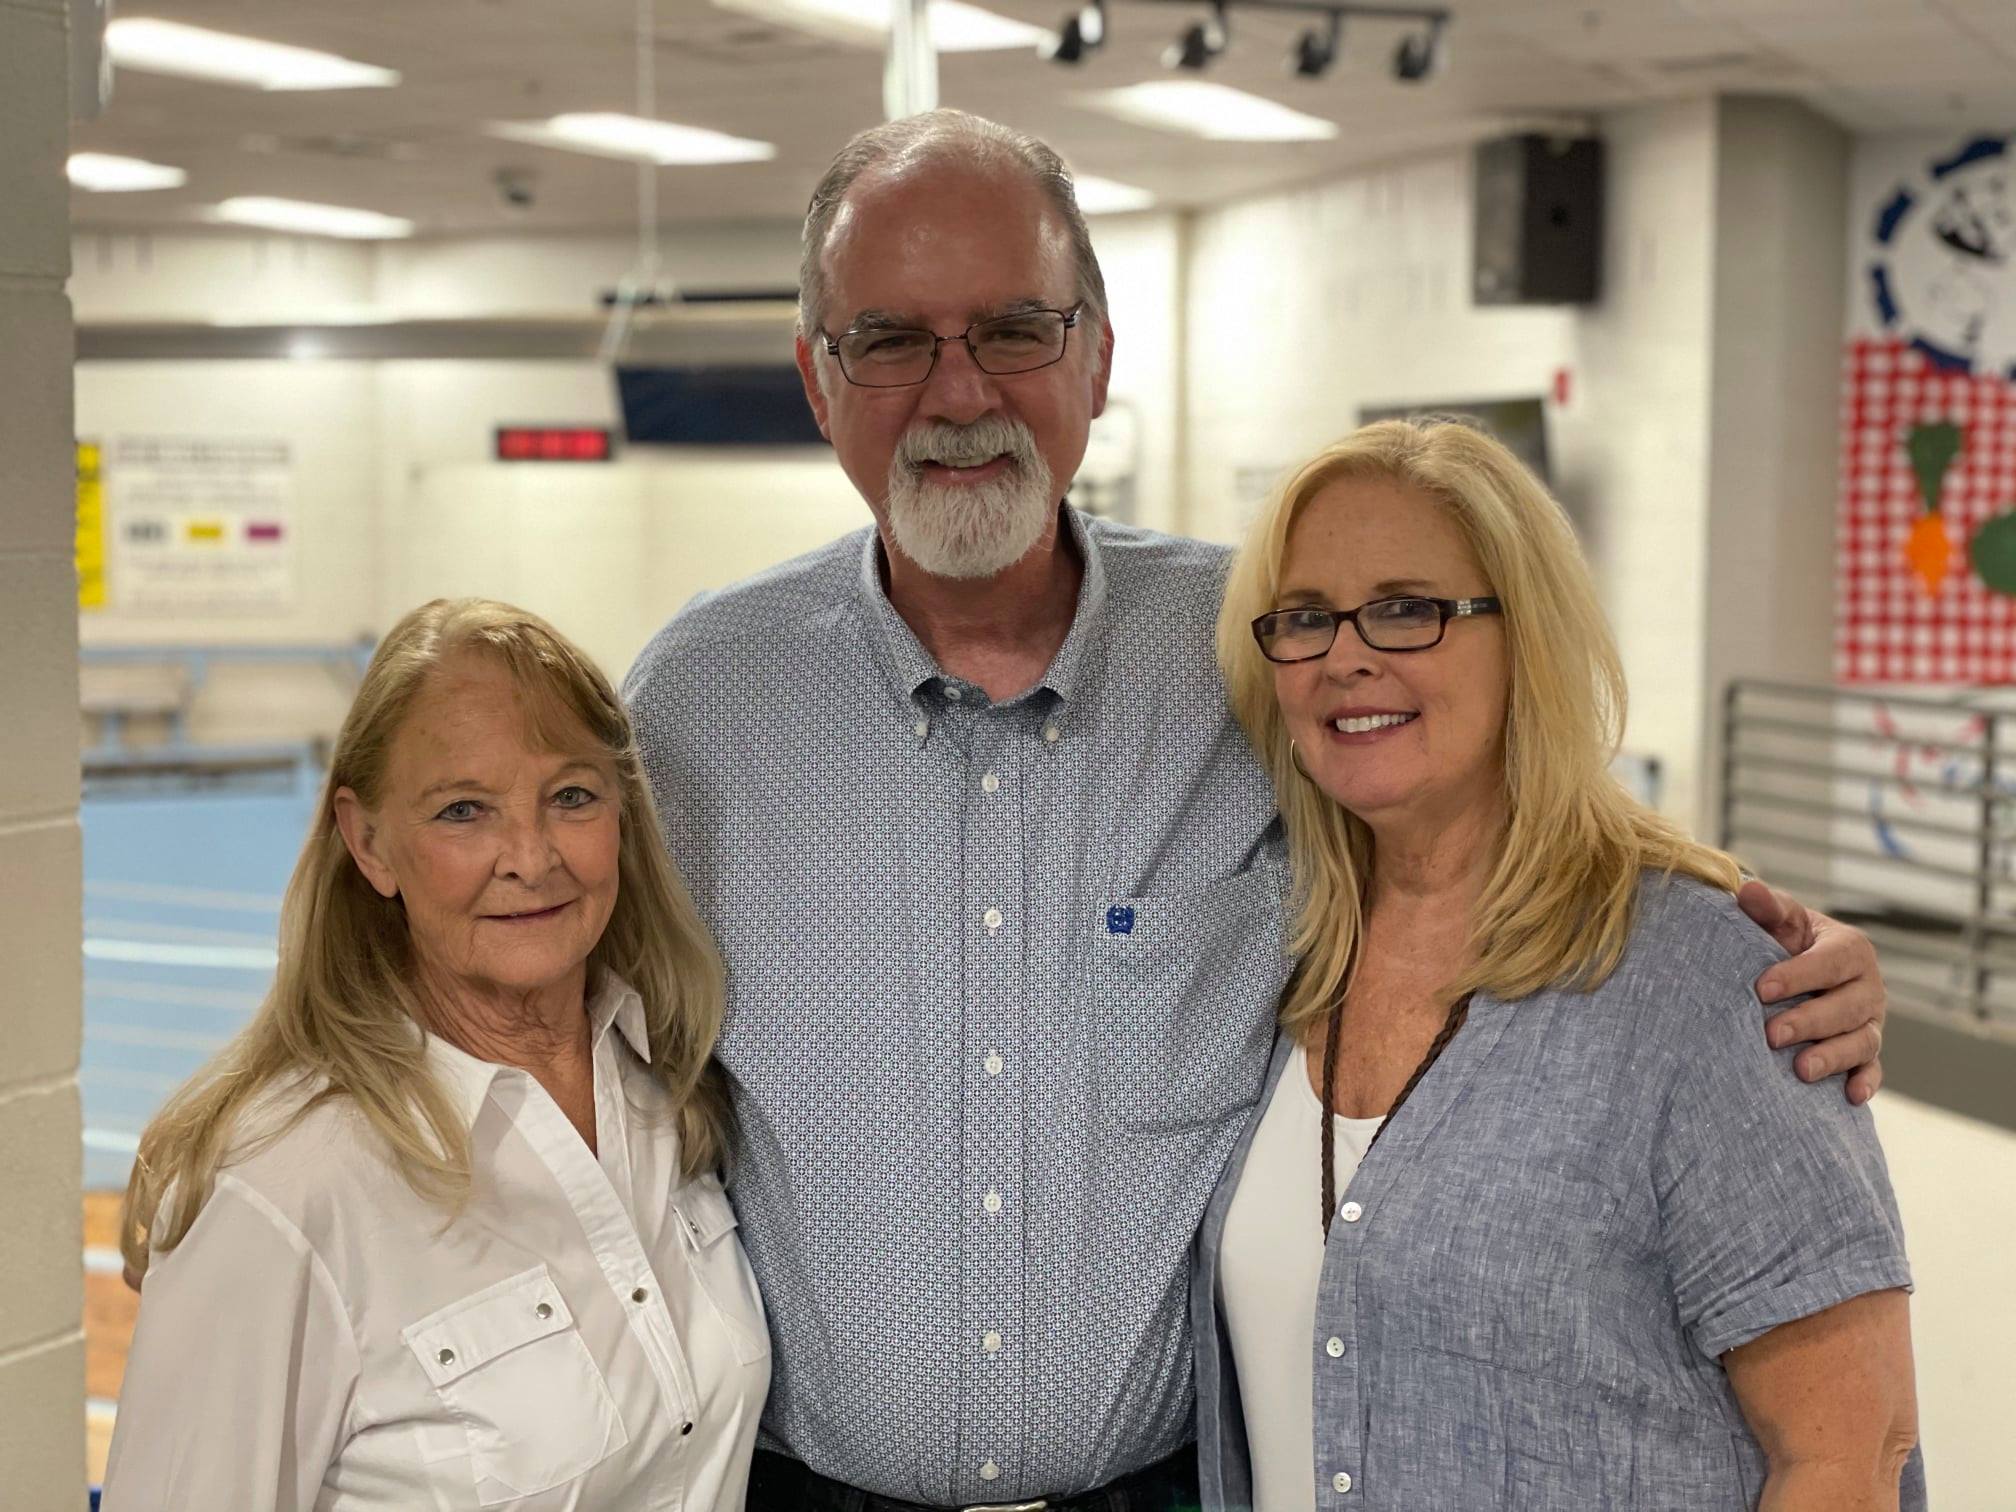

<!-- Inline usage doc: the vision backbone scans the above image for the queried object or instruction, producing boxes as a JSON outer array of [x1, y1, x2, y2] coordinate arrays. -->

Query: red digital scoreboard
[[494, 426, 615, 462]]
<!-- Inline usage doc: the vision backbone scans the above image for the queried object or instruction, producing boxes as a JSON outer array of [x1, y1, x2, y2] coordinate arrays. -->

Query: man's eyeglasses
[[1251, 595, 1502, 662], [820, 305, 1082, 388]]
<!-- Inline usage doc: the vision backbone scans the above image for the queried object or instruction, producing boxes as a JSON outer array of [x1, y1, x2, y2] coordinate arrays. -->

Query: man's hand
[[1737, 880, 1885, 1106]]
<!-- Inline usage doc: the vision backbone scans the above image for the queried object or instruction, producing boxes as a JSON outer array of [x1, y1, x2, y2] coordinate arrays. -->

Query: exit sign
[[495, 427, 614, 462]]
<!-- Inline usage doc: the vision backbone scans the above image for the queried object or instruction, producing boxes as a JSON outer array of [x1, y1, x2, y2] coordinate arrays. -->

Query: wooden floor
[[85, 1190, 135, 1487]]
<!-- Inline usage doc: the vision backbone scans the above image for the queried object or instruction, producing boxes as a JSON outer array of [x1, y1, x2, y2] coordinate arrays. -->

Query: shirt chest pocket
[[670, 1176, 771, 1367], [1091, 865, 1288, 1132], [402, 1266, 629, 1506], [1374, 1154, 1622, 1389]]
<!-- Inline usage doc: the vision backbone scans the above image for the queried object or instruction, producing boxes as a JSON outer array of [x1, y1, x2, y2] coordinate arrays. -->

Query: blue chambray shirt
[[1192, 875, 1925, 1511], [625, 506, 1292, 1505]]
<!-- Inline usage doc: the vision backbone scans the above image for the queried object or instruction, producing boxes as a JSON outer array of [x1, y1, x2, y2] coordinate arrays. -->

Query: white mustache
[[897, 418, 1038, 473]]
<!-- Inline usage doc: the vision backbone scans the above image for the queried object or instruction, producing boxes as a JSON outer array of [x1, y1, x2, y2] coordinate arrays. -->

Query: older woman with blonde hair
[[102, 599, 768, 1511], [1194, 419, 1921, 1510]]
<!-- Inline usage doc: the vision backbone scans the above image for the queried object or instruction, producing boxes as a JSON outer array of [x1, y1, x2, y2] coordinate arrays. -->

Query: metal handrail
[[1723, 745, 1997, 801], [1731, 678, 2009, 720], [1724, 786, 1983, 845], [1721, 679, 2016, 1036], [1729, 711, 1988, 758]]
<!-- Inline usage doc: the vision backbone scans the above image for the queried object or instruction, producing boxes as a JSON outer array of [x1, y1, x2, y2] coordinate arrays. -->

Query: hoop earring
[[1289, 739, 1312, 781]]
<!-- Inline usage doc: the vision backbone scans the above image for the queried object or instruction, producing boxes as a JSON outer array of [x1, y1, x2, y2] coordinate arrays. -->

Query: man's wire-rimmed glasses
[[1251, 595, 1502, 662], [819, 305, 1082, 388]]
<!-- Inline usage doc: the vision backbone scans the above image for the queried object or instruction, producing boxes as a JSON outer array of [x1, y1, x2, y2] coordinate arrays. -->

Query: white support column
[[884, 0, 937, 121], [0, 0, 86, 1505]]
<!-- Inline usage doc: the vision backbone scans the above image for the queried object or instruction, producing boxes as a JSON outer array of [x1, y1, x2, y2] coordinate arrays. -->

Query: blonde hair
[[121, 598, 731, 1277], [1217, 418, 1740, 1039]]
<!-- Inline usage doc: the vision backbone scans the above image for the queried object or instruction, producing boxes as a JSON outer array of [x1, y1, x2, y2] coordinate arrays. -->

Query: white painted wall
[[1180, 102, 1723, 819], [1561, 99, 1720, 827], [0, 0, 85, 1504], [70, 230, 376, 319], [373, 224, 803, 316], [1700, 98, 1848, 822], [1182, 150, 1577, 546]]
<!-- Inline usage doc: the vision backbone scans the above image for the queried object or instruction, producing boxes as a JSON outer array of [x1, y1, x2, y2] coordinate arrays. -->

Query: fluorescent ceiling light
[[714, 0, 1051, 53], [68, 153, 188, 192], [1083, 81, 1339, 142], [210, 197, 415, 239], [106, 19, 399, 90], [1072, 174, 1155, 214], [489, 114, 777, 166]]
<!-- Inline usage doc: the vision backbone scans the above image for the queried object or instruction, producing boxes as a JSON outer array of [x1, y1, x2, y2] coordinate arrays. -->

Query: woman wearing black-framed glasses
[[1193, 418, 1920, 1512]]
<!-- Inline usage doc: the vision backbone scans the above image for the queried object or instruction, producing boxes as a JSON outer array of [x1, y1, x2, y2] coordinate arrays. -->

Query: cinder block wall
[[0, 0, 85, 1503]]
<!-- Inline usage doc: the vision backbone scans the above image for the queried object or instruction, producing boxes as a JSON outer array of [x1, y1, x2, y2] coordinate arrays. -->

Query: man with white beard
[[621, 110, 1891, 1512]]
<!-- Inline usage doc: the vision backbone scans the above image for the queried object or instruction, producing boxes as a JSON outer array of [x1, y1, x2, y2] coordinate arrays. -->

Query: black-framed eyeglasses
[[1251, 595, 1502, 662], [819, 305, 1082, 388]]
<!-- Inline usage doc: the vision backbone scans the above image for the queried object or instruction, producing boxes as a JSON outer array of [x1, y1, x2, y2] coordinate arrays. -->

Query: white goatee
[[884, 415, 1055, 580]]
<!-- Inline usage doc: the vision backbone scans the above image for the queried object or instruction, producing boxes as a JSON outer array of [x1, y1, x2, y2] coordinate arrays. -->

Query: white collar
[[421, 972, 651, 1131]]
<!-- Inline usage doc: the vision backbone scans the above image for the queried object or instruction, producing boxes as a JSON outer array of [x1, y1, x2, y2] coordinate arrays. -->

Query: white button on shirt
[[101, 975, 770, 1512]]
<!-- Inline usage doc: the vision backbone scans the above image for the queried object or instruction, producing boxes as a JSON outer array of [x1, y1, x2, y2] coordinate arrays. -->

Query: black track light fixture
[[1163, 0, 1228, 70], [1043, 0, 1106, 63], [1291, 10, 1343, 77], [1393, 13, 1445, 81], [1046, 1, 1448, 81]]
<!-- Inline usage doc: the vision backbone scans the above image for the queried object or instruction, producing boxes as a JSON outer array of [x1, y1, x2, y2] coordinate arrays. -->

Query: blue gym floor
[[81, 790, 311, 1192]]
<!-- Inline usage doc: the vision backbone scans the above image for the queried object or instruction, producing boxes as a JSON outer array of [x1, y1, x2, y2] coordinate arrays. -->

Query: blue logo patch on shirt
[[1106, 905, 1136, 935]]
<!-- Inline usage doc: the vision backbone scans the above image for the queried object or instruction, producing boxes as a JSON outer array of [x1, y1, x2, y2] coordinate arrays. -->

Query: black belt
[[747, 1445, 1201, 1512]]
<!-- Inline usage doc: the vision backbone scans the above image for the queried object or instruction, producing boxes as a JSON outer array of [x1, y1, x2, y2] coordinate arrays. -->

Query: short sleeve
[[99, 1174, 360, 1512], [1653, 908, 1913, 1362]]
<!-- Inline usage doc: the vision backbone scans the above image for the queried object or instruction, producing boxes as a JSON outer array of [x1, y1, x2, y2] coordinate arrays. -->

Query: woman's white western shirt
[[101, 975, 770, 1511]]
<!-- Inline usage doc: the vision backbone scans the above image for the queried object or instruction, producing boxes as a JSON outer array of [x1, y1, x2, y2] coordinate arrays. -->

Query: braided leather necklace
[[1320, 991, 1472, 1239]]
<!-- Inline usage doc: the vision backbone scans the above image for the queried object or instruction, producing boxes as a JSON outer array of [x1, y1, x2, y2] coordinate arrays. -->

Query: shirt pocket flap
[[402, 1265, 576, 1387], [670, 1177, 739, 1249]]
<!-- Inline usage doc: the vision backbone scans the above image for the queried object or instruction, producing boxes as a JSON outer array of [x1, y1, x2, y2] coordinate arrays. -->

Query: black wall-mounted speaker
[[1472, 134, 1603, 306]]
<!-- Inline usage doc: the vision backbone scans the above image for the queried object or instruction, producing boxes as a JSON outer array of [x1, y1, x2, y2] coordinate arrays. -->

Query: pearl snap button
[[535, 1302, 553, 1320]]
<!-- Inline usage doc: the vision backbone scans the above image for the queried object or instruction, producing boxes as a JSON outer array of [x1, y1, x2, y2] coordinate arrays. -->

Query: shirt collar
[[421, 971, 650, 1131], [856, 501, 1110, 710]]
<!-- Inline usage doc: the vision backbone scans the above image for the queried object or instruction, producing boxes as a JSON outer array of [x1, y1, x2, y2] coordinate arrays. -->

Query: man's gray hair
[[797, 109, 1110, 339]]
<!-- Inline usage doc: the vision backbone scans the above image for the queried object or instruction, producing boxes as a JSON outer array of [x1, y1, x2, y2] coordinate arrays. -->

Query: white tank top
[[1217, 1040, 1386, 1512]]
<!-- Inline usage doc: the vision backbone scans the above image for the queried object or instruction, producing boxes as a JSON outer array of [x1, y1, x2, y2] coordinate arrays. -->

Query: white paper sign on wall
[[107, 437, 296, 612]]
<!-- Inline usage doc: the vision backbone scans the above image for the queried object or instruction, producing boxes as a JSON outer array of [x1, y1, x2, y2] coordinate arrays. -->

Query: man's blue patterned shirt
[[624, 506, 1290, 1505]]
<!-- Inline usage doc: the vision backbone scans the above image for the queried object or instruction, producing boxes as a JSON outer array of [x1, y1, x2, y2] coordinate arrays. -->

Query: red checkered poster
[[1838, 339, 2016, 683], [1840, 132, 2016, 684]]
